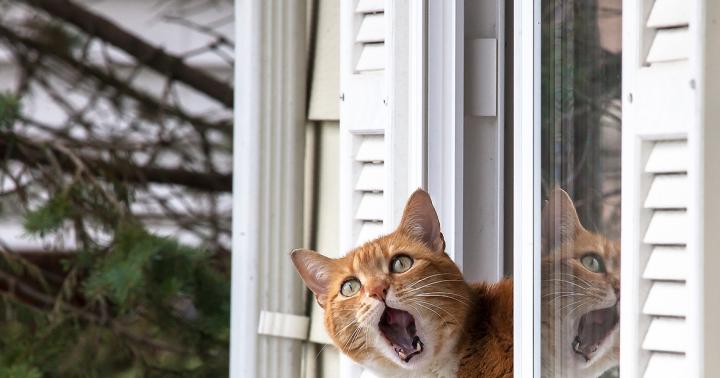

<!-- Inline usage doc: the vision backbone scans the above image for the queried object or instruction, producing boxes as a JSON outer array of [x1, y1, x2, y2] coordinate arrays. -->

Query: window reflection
[[540, 0, 621, 377]]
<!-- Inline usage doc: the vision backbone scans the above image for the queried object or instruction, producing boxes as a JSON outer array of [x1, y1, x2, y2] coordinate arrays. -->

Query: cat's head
[[291, 189, 470, 372], [541, 187, 620, 375]]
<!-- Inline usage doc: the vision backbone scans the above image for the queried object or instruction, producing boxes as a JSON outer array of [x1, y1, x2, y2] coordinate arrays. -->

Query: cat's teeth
[[572, 336, 581, 353]]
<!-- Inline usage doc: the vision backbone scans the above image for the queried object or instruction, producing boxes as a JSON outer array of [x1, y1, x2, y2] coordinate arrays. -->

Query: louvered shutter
[[623, 0, 694, 376], [340, 0, 389, 251]]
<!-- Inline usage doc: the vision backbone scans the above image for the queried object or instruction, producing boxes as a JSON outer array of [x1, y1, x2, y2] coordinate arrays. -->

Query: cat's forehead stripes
[[351, 241, 389, 272]]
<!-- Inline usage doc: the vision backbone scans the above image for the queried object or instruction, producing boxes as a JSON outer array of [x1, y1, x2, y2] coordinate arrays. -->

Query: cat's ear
[[290, 249, 334, 308], [397, 189, 445, 253], [541, 187, 585, 252]]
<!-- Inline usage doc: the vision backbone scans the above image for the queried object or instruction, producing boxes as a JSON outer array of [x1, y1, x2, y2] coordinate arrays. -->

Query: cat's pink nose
[[366, 280, 389, 301]]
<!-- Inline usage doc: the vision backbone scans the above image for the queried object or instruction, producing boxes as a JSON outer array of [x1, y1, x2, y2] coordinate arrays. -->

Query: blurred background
[[0, 0, 233, 375]]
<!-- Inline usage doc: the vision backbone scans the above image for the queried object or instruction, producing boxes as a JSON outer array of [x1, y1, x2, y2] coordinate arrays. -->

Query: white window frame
[[512, 0, 540, 375]]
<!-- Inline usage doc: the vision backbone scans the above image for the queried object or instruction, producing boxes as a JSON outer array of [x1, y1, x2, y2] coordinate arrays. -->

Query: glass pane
[[540, 0, 621, 377]]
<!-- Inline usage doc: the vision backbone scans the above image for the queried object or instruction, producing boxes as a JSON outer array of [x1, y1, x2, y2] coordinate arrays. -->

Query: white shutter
[[340, 1, 388, 253], [639, 140, 690, 377], [623, 1, 695, 377]]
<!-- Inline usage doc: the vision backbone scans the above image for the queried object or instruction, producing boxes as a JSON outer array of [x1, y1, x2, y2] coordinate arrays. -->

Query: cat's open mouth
[[378, 306, 424, 362], [572, 304, 619, 362]]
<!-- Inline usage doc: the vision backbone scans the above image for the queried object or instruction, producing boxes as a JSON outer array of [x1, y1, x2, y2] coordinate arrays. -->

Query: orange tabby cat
[[291, 189, 512, 377], [541, 188, 620, 377]]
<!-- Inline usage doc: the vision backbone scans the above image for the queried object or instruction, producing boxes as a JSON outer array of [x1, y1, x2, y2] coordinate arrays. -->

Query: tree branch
[[0, 136, 232, 192], [23, 0, 234, 108]]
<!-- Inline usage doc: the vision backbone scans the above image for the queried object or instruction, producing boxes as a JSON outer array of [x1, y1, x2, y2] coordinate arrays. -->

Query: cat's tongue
[[379, 307, 424, 362], [573, 305, 619, 361]]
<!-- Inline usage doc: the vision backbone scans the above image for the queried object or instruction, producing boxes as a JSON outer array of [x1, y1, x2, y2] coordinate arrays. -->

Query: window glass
[[540, 0, 621, 377]]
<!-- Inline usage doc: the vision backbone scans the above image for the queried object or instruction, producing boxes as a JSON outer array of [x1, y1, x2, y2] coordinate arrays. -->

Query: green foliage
[[0, 92, 20, 130], [22, 192, 73, 236], [2, 200, 230, 377]]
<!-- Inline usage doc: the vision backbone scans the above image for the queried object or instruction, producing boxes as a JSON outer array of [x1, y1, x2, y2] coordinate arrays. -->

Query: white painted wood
[[647, 28, 690, 64], [466, 38, 497, 116], [645, 140, 689, 173], [355, 135, 385, 162], [356, 44, 386, 71], [427, 0, 464, 266], [643, 282, 688, 316], [644, 210, 688, 245], [645, 174, 688, 209], [233, 0, 306, 376], [643, 317, 688, 353], [634, 62, 692, 137], [647, 0, 690, 28], [356, 222, 384, 245], [257, 311, 310, 340], [356, 14, 385, 43], [643, 246, 688, 281], [513, 0, 538, 374], [644, 353, 687, 378], [355, 0, 384, 14], [355, 192, 384, 221], [355, 164, 384, 191]]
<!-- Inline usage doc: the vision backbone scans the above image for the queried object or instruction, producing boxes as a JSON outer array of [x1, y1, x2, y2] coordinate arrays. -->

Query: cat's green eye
[[580, 253, 606, 273], [390, 255, 413, 273], [340, 278, 362, 297]]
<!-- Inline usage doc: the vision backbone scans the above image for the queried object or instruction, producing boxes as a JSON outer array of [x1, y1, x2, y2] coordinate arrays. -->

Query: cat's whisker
[[551, 273, 594, 288], [414, 293, 472, 307], [545, 293, 590, 304], [405, 272, 457, 289], [543, 278, 591, 290], [411, 300, 447, 323], [314, 342, 331, 361], [399, 279, 466, 295], [566, 299, 593, 318], [414, 291, 471, 302], [344, 324, 364, 351], [412, 299, 460, 325], [335, 319, 359, 337]]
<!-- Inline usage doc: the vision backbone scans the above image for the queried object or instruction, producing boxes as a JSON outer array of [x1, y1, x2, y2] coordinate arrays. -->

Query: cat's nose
[[366, 280, 389, 301]]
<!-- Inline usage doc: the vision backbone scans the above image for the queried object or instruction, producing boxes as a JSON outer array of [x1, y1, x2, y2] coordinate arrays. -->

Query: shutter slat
[[356, 14, 385, 43], [644, 353, 686, 378], [646, 0, 690, 28], [643, 282, 687, 316], [642, 318, 687, 353], [645, 140, 688, 173], [644, 210, 688, 245], [355, 0, 384, 13], [645, 174, 688, 209], [355, 135, 384, 162], [355, 192, 384, 221], [355, 163, 384, 191], [357, 222, 383, 245], [647, 28, 690, 64], [356, 44, 385, 72], [643, 246, 687, 281], [645, 175, 689, 209]]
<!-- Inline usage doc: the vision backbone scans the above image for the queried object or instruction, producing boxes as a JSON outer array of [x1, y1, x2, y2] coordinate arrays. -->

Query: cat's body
[[291, 189, 513, 377]]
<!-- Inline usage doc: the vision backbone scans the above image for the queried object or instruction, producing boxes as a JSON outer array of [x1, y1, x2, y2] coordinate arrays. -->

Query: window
[[539, 0, 622, 377]]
